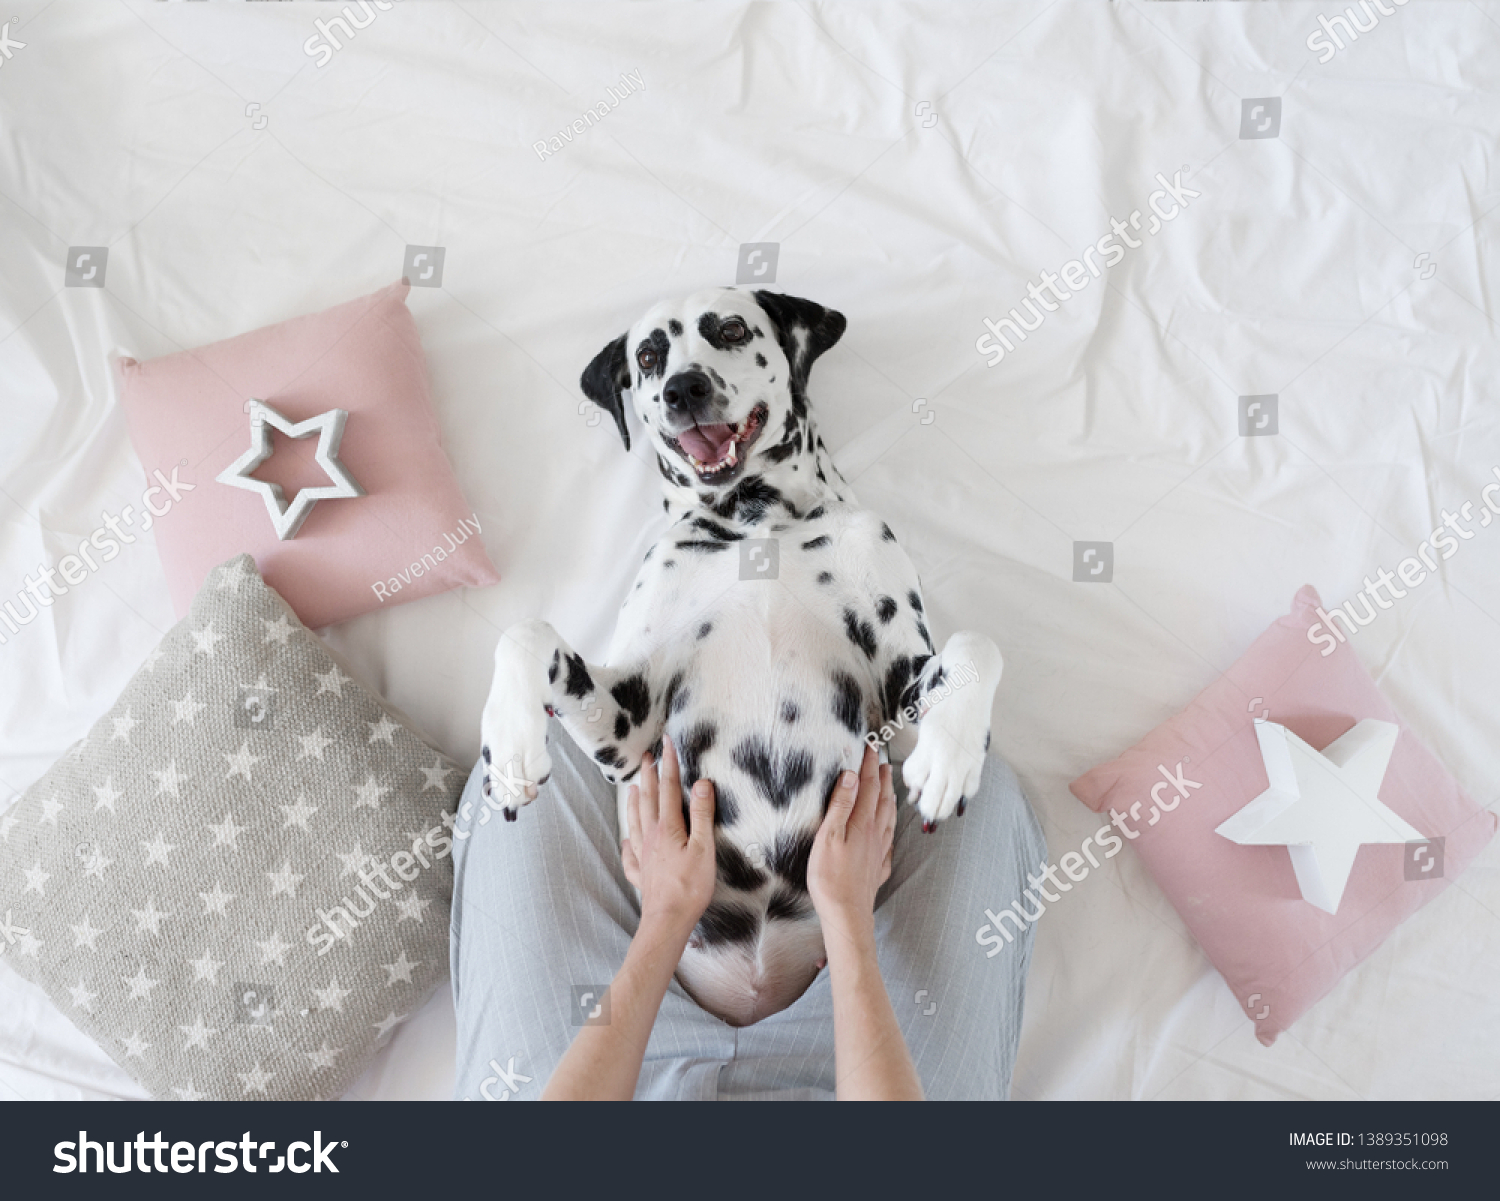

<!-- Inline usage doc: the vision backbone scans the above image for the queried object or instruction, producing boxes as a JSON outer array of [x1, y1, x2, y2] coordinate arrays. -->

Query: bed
[[2, 0, 1497, 1102]]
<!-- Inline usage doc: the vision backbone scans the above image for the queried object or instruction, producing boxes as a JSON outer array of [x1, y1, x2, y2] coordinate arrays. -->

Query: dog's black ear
[[752, 291, 846, 398], [579, 333, 632, 451]]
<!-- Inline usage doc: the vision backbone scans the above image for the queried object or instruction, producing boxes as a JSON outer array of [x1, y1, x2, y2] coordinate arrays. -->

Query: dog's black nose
[[662, 369, 713, 414]]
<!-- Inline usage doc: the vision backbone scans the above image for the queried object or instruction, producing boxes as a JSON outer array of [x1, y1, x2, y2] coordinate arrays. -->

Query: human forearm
[[541, 913, 691, 1100], [824, 918, 924, 1102]]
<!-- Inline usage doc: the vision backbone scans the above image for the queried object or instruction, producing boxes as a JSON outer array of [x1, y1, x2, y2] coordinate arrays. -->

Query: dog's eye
[[637, 348, 657, 372], [720, 318, 747, 343]]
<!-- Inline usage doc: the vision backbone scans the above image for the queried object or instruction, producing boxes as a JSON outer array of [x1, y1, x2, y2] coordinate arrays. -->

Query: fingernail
[[504, 808, 517, 823], [693, 780, 712, 798], [840, 770, 857, 790], [663, 732, 674, 751], [956, 798, 967, 816]]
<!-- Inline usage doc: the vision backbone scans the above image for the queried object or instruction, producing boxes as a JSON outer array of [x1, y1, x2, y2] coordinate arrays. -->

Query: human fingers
[[638, 751, 658, 835], [822, 767, 859, 839], [621, 837, 641, 888], [850, 744, 882, 828], [687, 777, 715, 847], [658, 733, 685, 831]]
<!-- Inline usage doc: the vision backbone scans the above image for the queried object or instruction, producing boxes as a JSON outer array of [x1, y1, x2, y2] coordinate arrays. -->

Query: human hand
[[620, 734, 717, 939], [807, 745, 896, 947]]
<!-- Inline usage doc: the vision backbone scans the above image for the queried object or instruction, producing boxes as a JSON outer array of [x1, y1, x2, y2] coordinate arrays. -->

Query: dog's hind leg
[[480, 619, 664, 820]]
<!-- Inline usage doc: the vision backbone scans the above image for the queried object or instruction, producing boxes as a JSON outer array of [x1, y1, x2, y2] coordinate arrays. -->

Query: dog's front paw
[[902, 710, 988, 830], [479, 651, 554, 821]]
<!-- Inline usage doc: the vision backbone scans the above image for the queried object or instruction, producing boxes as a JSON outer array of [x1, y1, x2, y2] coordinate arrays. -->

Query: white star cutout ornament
[[216, 400, 365, 539], [1215, 719, 1423, 915]]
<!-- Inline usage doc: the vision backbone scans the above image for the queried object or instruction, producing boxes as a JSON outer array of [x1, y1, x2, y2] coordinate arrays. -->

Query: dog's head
[[580, 288, 845, 491]]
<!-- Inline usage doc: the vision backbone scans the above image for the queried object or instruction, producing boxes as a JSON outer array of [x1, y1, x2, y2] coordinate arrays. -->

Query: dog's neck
[[655, 408, 849, 526]]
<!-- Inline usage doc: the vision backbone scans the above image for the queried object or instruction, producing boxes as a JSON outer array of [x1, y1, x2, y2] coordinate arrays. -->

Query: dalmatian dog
[[480, 288, 1003, 1026]]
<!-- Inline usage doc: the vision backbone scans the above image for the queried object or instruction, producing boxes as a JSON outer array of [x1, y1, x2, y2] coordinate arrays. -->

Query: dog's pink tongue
[[678, 423, 735, 462]]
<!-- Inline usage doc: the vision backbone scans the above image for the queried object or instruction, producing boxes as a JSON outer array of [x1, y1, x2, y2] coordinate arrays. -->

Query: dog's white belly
[[609, 517, 887, 1024]]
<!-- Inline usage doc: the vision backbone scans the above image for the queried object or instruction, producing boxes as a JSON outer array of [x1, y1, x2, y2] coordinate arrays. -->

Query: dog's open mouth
[[668, 402, 768, 484]]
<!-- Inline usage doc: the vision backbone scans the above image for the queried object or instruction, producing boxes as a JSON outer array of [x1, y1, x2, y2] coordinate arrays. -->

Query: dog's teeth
[[725, 442, 737, 466]]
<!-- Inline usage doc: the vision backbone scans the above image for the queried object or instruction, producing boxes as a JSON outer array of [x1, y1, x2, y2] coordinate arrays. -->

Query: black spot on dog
[[755, 352, 767, 368], [713, 476, 782, 523], [696, 901, 759, 947], [881, 522, 896, 543], [929, 666, 946, 691], [614, 712, 630, 740], [656, 455, 692, 487], [671, 685, 692, 716], [662, 671, 685, 716], [669, 319, 683, 336], [883, 656, 913, 722], [564, 653, 593, 699], [819, 764, 842, 813], [767, 886, 812, 922], [595, 745, 624, 768], [648, 735, 664, 760], [817, 571, 835, 585], [677, 721, 717, 786], [636, 328, 671, 379], [815, 462, 827, 483], [716, 841, 767, 891], [610, 674, 651, 727], [732, 736, 814, 810], [767, 826, 817, 892], [801, 535, 830, 551], [713, 783, 739, 826], [842, 608, 878, 660], [916, 620, 933, 652], [805, 505, 826, 521], [663, 559, 676, 570], [762, 438, 797, 465], [548, 650, 560, 684], [831, 671, 863, 735], [707, 367, 726, 390], [693, 517, 744, 541], [876, 595, 898, 623], [985, 731, 991, 752], [621, 765, 639, 782], [781, 700, 799, 724], [697, 621, 713, 640], [675, 540, 730, 553], [907, 590, 923, 614]]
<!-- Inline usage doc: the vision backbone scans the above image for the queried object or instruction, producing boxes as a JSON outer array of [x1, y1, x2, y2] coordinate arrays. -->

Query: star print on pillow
[[0, 555, 465, 1100]]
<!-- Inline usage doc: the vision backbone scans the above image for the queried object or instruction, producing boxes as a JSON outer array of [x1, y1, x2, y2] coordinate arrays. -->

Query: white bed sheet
[[2, 0, 1498, 1102]]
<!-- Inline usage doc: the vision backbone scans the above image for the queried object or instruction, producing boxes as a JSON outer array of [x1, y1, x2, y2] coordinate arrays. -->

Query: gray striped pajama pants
[[450, 719, 1045, 1100]]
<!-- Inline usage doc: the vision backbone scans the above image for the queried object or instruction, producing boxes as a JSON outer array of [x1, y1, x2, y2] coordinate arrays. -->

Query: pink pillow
[[117, 281, 499, 628], [1069, 586, 1496, 1045]]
